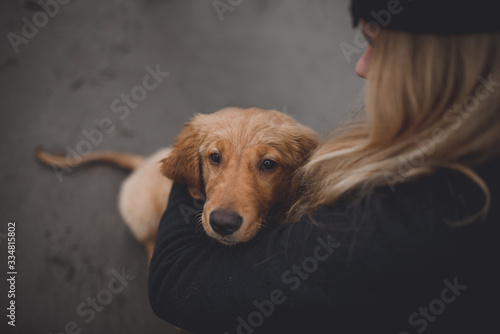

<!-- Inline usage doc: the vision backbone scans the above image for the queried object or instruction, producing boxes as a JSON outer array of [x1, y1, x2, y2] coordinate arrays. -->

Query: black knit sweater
[[149, 158, 500, 334]]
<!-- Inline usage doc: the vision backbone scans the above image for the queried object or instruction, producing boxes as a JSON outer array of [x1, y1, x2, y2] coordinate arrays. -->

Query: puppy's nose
[[209, 210, 242, 236]]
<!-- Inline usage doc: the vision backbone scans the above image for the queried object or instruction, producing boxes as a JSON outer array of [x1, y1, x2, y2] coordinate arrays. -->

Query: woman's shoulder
[[308, 156, 500, 259], [321, 156, 500, 227]]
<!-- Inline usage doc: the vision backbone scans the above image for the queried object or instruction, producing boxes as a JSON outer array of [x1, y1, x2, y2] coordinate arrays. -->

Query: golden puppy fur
[[36, 107, 319, 258]]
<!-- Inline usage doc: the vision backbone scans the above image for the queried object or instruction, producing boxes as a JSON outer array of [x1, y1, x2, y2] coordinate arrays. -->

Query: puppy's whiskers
[[193, 210, 204, 232]]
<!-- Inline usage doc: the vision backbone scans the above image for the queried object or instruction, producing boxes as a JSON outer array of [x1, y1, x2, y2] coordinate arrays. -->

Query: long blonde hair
[[289, 30, 500, 223]]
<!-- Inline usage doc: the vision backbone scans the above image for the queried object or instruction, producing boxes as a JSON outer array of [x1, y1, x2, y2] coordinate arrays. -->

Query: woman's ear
[[160, 119, 206, 200]]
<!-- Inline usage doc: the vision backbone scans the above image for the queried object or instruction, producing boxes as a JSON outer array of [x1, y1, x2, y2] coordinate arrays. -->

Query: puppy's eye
[[209, 153, 221, 164], [261, 159, 277, 171]]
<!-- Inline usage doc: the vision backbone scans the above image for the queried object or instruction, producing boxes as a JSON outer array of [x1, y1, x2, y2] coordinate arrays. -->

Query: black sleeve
[[149, 183, 410, 333], [148, 178, 497, 334]]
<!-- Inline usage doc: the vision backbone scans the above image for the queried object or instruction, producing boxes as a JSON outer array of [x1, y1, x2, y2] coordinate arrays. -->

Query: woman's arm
[[148, 183, 420, 333], [148, 169, 494, 333]]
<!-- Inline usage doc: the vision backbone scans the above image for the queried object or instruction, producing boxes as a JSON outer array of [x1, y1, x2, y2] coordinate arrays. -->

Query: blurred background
[[0, 0, 364, 333]]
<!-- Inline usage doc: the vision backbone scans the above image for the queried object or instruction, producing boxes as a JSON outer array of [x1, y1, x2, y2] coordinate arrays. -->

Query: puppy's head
[[161, 107, 319, 245]]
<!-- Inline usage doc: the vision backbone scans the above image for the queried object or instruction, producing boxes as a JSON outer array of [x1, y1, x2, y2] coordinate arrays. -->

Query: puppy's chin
[[212, 236, 239, 246], [203, 229, 242, 246], [208, 234, 250, 246]]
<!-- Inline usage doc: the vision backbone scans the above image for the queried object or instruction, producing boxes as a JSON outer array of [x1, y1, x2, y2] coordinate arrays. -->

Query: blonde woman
[[149, 0, 500, 333]]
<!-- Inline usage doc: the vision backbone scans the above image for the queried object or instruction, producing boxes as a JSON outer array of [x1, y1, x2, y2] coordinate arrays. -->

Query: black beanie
[[350, 0, 500, 34]]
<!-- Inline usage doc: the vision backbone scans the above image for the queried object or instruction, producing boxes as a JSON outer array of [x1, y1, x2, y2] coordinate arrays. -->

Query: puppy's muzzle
[[209, 210, 242, 236]]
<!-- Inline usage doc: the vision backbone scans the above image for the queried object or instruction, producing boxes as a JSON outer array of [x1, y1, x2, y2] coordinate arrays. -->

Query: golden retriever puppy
[[36, 107, 319, 258]]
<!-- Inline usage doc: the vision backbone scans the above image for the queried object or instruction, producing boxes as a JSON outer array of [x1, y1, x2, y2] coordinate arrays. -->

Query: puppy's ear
[[160, 119, 206, 200], [281, 124, 319, 223], [289, 124, 320, 169]]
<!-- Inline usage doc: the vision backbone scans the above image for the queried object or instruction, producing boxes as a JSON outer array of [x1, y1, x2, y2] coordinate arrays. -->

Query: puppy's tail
[[35, 147, 146, 171]]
